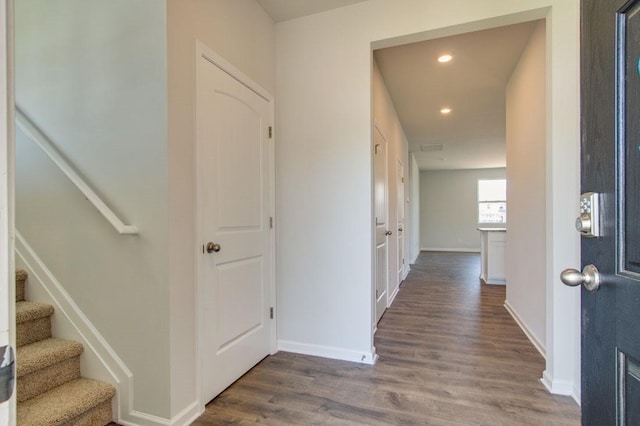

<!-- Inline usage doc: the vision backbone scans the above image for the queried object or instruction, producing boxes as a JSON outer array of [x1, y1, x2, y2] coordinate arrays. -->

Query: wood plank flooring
[[194, 251, 580, 425]]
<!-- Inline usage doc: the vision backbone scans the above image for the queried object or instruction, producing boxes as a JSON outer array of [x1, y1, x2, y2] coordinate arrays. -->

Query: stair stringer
[[15, 231, 170, 426]]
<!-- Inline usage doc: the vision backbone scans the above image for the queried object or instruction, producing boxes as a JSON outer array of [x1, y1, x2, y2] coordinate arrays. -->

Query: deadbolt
[[206, 242, 221, 253]]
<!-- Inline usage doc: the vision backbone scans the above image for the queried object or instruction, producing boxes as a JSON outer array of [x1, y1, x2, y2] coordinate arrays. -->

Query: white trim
[[194, 39, 276, 411], [541, 370, 575, 396], [278, 340, 377, 365], [0, 0, 15, 422], [14, 232, 157, 426], [420, 247, 480, 253], [14, 108, 138, 235], [169, 401, 203, 426], [116, 402, 202, 426], [504, 301, 546, 358]]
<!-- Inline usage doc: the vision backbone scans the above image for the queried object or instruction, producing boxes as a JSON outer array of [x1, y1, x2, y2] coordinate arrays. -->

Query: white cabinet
[[479, 228, 506, 285]]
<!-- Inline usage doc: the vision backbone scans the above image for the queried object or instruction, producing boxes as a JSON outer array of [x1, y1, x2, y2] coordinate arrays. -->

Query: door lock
[[576, 192, 601, 237]]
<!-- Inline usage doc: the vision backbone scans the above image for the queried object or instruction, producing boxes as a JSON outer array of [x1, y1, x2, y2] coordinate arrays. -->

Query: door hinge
[[269, 217, 273, 229], [202, 244, 205, 254], [376, 289, 379, 299], [270, 307, 274, 319], [401, 177, 404, 183], [268, 126, 273, 139]]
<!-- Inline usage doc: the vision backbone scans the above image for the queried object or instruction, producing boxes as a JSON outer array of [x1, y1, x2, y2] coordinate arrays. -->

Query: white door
[[0, 0, 15, 422], [197, 49, 273, 403], [374, 125, 388, 325], [397, 159, 405, 285]]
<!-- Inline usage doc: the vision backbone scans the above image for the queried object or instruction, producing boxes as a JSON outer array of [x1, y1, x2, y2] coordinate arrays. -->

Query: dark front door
[[581, 0, 640, 424]]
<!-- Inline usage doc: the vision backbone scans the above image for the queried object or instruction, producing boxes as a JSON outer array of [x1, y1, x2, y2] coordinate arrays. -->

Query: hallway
[[194, 252, 580, 425]]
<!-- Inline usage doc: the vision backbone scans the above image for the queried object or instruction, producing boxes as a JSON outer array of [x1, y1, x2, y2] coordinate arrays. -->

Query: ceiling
[[256, 0, 368, 22], [255, 1, 540, 171], [374, 21, 540, 170]]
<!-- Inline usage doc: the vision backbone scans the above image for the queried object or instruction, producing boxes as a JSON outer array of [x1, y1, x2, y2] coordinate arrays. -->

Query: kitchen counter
[[478, 228, 506, 285]]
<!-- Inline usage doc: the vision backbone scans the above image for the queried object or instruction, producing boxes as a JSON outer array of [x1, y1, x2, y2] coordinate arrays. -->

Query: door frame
[[194, 40, 276, 408], [370, 5, 580, 401], [0, 0, 15, 423]]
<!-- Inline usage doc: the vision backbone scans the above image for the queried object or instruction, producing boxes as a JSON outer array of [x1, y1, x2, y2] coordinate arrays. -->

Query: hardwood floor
[[193, 252, 580, 425]]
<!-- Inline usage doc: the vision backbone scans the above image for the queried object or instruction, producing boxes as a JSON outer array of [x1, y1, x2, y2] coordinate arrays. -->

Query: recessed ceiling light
[[440, 107, 452, 114], [438, 54, 453, 63]]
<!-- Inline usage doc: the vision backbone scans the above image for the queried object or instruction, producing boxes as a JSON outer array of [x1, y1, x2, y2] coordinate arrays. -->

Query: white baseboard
[[117, 402, 202, 426], [278, 340, 377, 365], [16, 231, 181, 426], [504, 301, 546, 358], [420, 247, 480, 253], [541, 370, 575, 397]]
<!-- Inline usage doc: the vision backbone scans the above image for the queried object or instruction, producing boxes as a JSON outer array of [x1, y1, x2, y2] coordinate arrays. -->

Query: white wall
[[420, 168, 506, 252], [275, 0, 580, 397], [505, 21, 547, 356], [167, 0, 275, 419], [15, 0, 171, 418], [372, 60, 410, 302]]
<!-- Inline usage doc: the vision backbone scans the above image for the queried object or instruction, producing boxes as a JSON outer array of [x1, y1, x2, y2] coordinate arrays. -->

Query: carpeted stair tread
[[16, 269, 28, 302], [17, 378, 115, 426], [16, 301, 54, 324], [16, 338, 84, 377]]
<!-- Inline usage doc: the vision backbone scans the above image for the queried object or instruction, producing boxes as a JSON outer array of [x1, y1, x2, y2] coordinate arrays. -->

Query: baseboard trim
[[170, 401, 203, 426], [504, 301, 546, 358], [15, 231, 151, 425], [420, 247, 480, 253], [278, 340, 377, 365], [541, 370, 575, 396]]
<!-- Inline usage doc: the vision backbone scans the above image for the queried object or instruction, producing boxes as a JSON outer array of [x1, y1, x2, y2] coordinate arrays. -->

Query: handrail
[[15, 107, 139, 235]]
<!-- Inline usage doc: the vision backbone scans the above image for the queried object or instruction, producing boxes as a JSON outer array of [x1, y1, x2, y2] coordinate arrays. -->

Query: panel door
[[374, 125, 388, 325], [397, 158, 405, 285], [197, 53, 272, 403], [580, 1, 640, 423]]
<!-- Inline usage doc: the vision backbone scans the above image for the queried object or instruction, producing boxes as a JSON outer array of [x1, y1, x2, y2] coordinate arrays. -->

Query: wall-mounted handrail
[[15, 107, 138, 235]]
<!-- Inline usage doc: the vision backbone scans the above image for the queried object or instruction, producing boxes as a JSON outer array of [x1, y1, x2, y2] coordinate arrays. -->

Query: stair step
[[17, 338, 84, 402], [17, 378, 115, 426], [16, 301, 54, 347], [16, 269, 28, 302]]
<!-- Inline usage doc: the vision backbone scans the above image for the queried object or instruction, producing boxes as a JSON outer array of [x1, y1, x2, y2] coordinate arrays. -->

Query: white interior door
[[197, 48, 273, 403], [0, 0, 15, 421], [397, 159, 405, 284], [374, 125, 388, 325]]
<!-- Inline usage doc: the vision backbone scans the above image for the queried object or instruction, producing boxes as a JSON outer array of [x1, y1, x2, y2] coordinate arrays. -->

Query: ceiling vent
[[421, 144, 444, 152]]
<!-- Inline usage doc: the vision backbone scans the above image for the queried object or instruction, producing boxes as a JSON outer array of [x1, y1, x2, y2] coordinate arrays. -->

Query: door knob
[[206, 242, 221, 253], [398, 227, 403, 232], [560, 264, 601, 292], [385, 231, 392, 236]]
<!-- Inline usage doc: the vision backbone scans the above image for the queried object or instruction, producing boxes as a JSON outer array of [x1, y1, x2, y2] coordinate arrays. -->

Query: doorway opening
[[371, 16, 557, 395]]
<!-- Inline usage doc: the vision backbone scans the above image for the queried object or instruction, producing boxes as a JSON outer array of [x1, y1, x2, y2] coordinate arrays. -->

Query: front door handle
[[385, 231, 392, 236], [560, 264, 601, 292]]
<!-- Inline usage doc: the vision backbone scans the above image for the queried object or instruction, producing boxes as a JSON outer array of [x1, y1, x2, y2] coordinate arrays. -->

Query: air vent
[[421, 144, 444, 152]]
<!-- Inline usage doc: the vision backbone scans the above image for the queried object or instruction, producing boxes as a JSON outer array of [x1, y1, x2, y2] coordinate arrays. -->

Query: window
[[478, 179, 506, 223]]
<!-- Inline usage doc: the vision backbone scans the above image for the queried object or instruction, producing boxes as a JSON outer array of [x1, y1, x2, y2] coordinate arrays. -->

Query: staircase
[[15, 270, 116, 426]]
